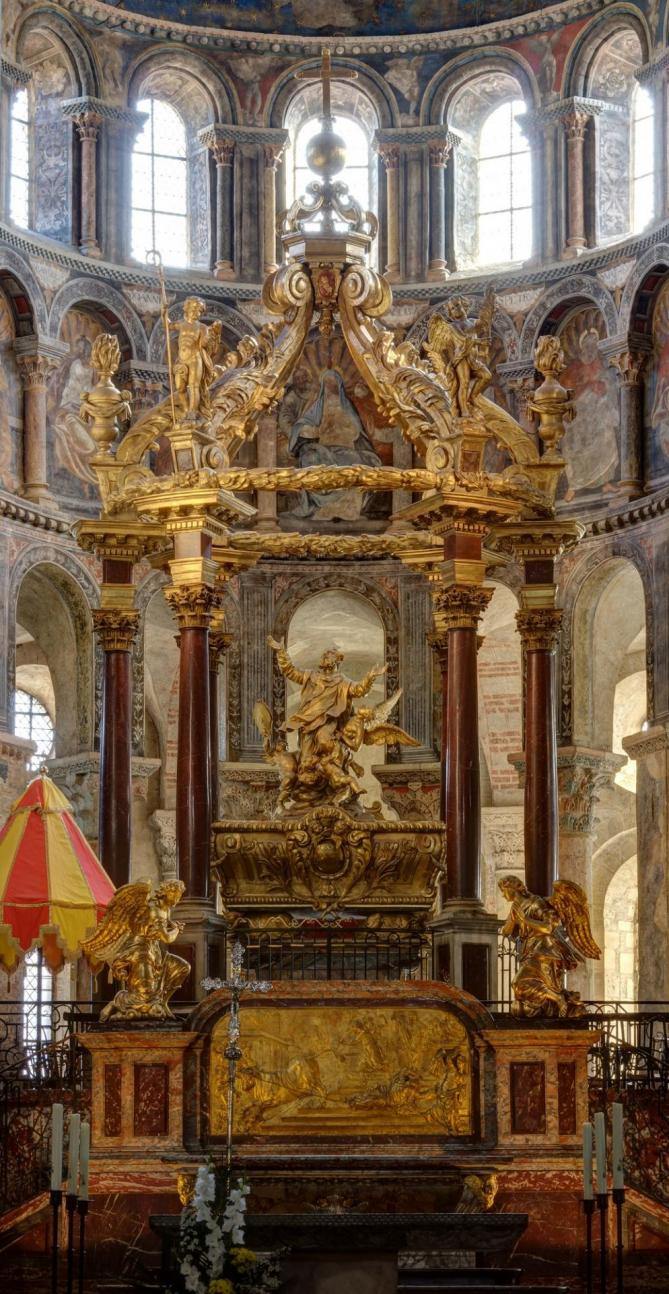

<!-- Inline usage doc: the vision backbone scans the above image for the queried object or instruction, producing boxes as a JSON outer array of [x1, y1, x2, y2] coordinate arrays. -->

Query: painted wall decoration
[[646, 279, 669, 483], [47, 310, 103, 507], [276, 336, 393, 529], [0, 292, 22, 493], [108, 0, 555, 36], [18, 30, 74, 245], [555, 306, 619, 504]]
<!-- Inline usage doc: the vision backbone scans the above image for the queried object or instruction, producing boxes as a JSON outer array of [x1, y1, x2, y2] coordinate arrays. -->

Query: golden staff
[[146, 248, 177, 431]]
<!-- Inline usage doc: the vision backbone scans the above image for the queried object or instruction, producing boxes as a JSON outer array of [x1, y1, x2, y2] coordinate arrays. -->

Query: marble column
[[557, 746, 625, 999], [516, 607, 562, 897], [164, 582, 218, 899], [14, 337, 67, 504], [560, 106, 590, 254], [209, 622, 231, 825], [209, 136, 235, 280], [377, 143, 400, 281], [608, 349, 647, 496], [72, 108, 102, 256], [427, 140, 450, 281], [93, 569, 139, 888], [622, 724, 669, 1001], [263, 142, 286, 276], [429, 626, 448, 907]]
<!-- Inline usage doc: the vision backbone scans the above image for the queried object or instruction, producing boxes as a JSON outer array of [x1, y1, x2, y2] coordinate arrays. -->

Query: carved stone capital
[[516, 607, 563, 651], [14, 340, 65, 390], [209, 628, 234, 670], [428, 140, 452, 167], [72, 109, 102, 141], [377, 143, 400, 171], [608, 350, 647, 387], [92, 608, 140, 652], [263, 141, 286, 170], [557, 747, 625, 834], [164, 583, 221, 630], [622, 723, 669, 762], [561, 108, 590, 141], [433, 585, 494, 631]]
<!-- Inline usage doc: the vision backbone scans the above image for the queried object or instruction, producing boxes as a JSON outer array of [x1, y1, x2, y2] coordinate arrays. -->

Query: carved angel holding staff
[[498, 875, 600, 1018]]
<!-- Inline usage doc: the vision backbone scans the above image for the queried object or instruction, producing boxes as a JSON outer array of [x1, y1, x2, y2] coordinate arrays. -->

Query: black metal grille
[[230, 928, 433, 982]]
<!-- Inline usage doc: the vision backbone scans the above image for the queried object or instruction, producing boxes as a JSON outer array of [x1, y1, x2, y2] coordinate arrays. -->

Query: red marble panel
[[510, 1061, 546, 1134], [557, 1061, 576, 1134], [133, 1064, 168, 1137], [104, 1063, 122, 1137]]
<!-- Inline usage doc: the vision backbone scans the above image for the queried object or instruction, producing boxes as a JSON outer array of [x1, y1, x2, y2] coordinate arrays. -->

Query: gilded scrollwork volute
[[210, 261, 314, 463], [337, 264, 458, 473]]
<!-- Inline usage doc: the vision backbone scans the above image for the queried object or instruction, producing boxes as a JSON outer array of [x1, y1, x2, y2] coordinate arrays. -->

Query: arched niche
[[11, 559, 95, 758], [46, 300, 133, 512], [278, 586, 389, 812], [571, 557, 646, 753], [603, 854, 638, 1003]]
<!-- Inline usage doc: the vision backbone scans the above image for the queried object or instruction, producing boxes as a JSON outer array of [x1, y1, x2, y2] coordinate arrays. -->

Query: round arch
[[126, 47, 238, 124], [16, 6, 100, 97], [422, 48, 539, 127], [563, 5, 650, 98], [619, 245, 669, 334], [267, 57, 399, 130], [520, 277, 619, 356], [49, 279, 147, 362], [570, 556, 647, 751], [0, 249, 48, 335]]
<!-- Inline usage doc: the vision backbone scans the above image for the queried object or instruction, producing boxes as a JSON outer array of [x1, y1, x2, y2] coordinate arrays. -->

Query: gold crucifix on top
[[295, 46, 357, 121]]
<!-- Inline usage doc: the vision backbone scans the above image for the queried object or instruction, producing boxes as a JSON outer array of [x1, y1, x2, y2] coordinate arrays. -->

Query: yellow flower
[[228, 1246, 257, 1272], [208, 1280, 235, 1294]]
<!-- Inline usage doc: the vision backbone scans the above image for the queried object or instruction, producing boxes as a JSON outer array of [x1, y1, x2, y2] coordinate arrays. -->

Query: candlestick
[[78, 1122, 90, 1202], [594, 1110, 607, 1194], [611, 1102, 624, 1190], [582, 1121, 594, 1200], [50, 1103, 64, 1190], [67, 1113, 80, 1196], [50, 1187, 62, 1294]]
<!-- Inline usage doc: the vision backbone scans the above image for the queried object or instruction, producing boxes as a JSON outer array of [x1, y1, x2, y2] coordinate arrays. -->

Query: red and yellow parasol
[[0, 772, 115, 971]]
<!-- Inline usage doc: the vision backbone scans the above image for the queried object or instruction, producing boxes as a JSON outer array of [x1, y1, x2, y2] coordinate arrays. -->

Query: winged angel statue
[[498, 875, 600, 1018], [254, 638, 419, 814], [81, 879, 190, 1022]]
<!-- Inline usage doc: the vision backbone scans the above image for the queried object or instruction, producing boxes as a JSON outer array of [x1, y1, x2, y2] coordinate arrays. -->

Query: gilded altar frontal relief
[[210, 1004, 472, 1139]]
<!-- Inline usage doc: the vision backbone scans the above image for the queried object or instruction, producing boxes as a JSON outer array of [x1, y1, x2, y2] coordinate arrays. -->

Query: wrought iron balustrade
[[228, 927, 433, 983]]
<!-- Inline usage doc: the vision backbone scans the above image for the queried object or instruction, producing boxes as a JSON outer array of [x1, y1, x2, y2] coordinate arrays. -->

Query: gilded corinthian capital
[[164, 583, 221, 630], [433, 585, 494, 632], [516, 607, 563, 651], [92, 608, 140, 652]]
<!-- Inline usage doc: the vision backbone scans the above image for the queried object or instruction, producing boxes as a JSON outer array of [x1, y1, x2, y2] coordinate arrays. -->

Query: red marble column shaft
[[444, 623, 482, 902], [518, 608, 563, 897], [177, 625, 212, 899], [94, 572, 138, 888]]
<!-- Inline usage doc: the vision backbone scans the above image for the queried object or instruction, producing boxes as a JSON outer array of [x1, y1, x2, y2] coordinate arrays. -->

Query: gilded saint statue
[[169, 296, 222, 419], [254, 639, 419, 813], [82, 879, 190, 1022], [424, 289, 495, 418], [498, 875, 601, 1018]]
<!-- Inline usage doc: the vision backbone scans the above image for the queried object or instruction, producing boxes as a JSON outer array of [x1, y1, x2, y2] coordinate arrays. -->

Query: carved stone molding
[[60, 97, 147, 129], [14, 337, 68, 389], [622, 723, 669, 762], [92, 608, 140, 652], [516, 607, 563, 651], [164, 582, 222, 630]]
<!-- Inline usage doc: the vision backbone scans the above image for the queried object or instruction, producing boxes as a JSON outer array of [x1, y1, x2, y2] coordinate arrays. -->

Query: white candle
[[582, 1121, 594, 1200], [67, 1113, 81, 1196], [612, 1102, 624, 1190], [50, 1103, 64, 1191], [78, 1122, 90, 1202], [594, 1110, 607, 1194]]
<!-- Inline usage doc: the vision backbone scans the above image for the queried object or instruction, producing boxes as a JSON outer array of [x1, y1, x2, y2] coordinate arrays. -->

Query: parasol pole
[[146, 249, 178, 431]]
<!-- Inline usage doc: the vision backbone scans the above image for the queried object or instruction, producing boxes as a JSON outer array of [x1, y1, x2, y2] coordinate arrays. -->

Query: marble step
[[398, 1285, 567, 1293], [399, 1274, 522, 1287]]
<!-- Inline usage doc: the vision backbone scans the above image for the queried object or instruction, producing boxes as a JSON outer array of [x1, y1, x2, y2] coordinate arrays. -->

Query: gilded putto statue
[[498, 875, 600, 1018], [255, 638, 419, 813], [82, 879, 189, 1021]]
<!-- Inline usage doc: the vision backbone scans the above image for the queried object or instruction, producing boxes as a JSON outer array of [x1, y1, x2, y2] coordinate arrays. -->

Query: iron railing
[[230, 927, 433, 982]]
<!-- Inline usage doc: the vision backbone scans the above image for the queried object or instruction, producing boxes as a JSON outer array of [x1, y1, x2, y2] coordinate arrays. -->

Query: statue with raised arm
[[424, 289, 495, 418], [81, 879, 189, 1022], [255, 640, 418, 813], [169, 296, 223, 419], [498, 875, 601, 1018]]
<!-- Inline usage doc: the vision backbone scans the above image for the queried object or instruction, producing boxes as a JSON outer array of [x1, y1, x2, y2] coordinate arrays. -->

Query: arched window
[[9, 87, 30, 228], [631, 84, 655, 234], [290, 113, 372, 217], [13, 688, 54, 770], [22, 946, 53, 1060], [131, 97, 188, 268], [477, 99, 532, 266]]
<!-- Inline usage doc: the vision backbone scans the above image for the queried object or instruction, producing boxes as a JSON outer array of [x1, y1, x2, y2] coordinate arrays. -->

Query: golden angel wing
[[81, 880, 152, 970], [478, 286, 495, 335], [426, 313, 459, 358], [253, 700, 274, 743], [551, 879, 601, 960], [367, 689, 402, 726], [363, 722, 421, 748]]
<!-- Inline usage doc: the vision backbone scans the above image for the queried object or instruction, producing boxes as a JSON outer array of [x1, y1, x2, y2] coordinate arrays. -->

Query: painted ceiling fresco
[[108, 0, 558, 37]]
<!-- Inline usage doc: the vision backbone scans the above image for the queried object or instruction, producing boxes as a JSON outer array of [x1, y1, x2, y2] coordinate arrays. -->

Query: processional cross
[[295, 45, 358, 123], [202, 943, 272, 1191]]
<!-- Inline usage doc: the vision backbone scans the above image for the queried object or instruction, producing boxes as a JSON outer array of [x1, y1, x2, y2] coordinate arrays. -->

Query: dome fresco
[[107, 0, 559, 37]]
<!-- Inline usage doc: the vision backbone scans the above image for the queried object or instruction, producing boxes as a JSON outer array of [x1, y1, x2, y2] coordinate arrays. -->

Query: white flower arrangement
[[172, 1163, 282, 1294]]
